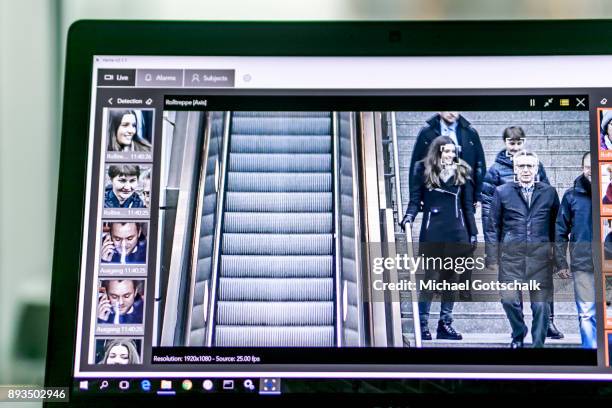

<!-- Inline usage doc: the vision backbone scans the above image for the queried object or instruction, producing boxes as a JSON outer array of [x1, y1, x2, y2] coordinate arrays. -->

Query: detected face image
[[106, 108, 153, 153], [100, 222, 147, 265], [603, 220, 612, 262], [104, 164, 151, 209], [601, 164, 612, 206], [95, 338, 142, 365], [97, 279, 145, 325], [600, 109, 612, 151]]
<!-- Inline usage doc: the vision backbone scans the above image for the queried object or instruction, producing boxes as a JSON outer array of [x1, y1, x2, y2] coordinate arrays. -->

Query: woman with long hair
[[400, 135, 478, 342], [100, 338, 140, 365], [107, 109, 152, 152]]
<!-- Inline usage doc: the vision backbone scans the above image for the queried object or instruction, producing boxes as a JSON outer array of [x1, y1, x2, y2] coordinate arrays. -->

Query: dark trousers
[[418, 267, 458, 329], [501, 288, 551, 348]]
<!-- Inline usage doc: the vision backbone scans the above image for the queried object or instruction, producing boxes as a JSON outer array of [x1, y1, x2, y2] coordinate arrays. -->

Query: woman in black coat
[[401, 135, 478, 341]]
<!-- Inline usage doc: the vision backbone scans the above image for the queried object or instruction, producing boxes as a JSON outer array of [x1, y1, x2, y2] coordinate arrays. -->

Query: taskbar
[[74, 377, 280, 396]]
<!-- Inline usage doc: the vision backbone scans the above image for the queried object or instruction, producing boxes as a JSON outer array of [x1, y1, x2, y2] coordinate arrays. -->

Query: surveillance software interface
[[71, 55, 612, 395]]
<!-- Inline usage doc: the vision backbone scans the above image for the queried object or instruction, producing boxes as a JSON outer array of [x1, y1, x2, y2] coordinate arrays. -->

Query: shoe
[[547, 320, 564, 339], [510, 326, 528, 348], [421, 329, 432, 341], [436, 321, 463, 340], [510, 338, 524, 348]]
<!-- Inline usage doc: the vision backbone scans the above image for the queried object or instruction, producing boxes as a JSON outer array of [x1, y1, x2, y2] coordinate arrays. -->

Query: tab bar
[[97, 69, 135, 86], [136, 69, 183, 87], [185, 69, 235, 88]]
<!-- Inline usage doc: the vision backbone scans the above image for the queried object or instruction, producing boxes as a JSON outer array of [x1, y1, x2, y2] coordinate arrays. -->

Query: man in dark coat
[[480, 126, 563, 340], [485, 150, 560, 348], [409, 112, 486, 203], [555, 152, 596, 349]]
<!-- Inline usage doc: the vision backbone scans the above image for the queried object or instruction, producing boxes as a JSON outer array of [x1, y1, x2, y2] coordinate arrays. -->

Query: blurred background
[[2, 0, 612, 395]]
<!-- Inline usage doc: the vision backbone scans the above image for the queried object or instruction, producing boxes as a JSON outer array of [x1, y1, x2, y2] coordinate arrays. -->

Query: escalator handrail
[[184, 112, 213, 345], [390, 112, 422, 347], [347, 111, 366, 346], [332, 112, 344, 347], [204, 111, 233, 347]]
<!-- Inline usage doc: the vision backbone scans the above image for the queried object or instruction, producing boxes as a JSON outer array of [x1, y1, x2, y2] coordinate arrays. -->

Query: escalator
[[160, 110, 406, 348], [211, 112, 336, 346]]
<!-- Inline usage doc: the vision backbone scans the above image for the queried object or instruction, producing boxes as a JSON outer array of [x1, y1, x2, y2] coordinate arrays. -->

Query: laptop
[[45, 20, 612, 405]]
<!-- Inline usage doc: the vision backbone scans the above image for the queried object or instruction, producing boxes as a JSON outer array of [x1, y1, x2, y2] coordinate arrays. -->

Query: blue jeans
[[573, 270, 597, 349]]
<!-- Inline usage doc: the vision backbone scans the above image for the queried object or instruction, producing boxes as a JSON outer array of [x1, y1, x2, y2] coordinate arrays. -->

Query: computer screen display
[[70, 54, 612, 396]]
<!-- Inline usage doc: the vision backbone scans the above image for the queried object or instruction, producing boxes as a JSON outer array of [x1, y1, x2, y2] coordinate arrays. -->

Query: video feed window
[[153, 109, 593, 352]]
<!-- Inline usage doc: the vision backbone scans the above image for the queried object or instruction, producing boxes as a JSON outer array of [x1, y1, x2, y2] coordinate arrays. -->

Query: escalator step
[[233, 112, 330, 118], [216, 301, 333, 325], [231, 135, 331, 154], [225, 192, 332, 212], [224, 212, 332, 234], [215, 326, 334, 347], [219, 278, 333, 301], [222, 233, 332, 255], [232, 117, 331, 135], [220, 255, 333, 278], [227, 172, 331, 192], [229, 153, 331, 172]]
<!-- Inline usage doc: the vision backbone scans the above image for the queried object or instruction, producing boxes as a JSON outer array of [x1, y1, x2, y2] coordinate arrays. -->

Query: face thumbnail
[[101, 222, 147, 264], [96, 338, 141, 365]]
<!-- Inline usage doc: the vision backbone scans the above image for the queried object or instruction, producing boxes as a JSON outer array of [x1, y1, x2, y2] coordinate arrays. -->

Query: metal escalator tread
[[231, 135, 331, 154], [229, 153, 331, 172], [216, 301, 334, 325], [225, 192, 332, 212], [227, 172, 331, 192], [220, 255, 333, 278], [231, 117, 331, 135], [213, 111, 335, 347], [222, 233, 332, 255], [215, 326, 334, 347], [219, 278, 333, 301], [224, 212, 332, 234]]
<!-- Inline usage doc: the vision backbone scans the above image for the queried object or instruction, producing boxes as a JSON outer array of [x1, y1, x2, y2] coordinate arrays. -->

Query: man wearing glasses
[[485, 150, 560, 348]]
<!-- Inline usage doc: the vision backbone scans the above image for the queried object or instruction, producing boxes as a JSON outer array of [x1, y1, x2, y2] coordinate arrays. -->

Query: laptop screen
[[72, 54, 612, 395]]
